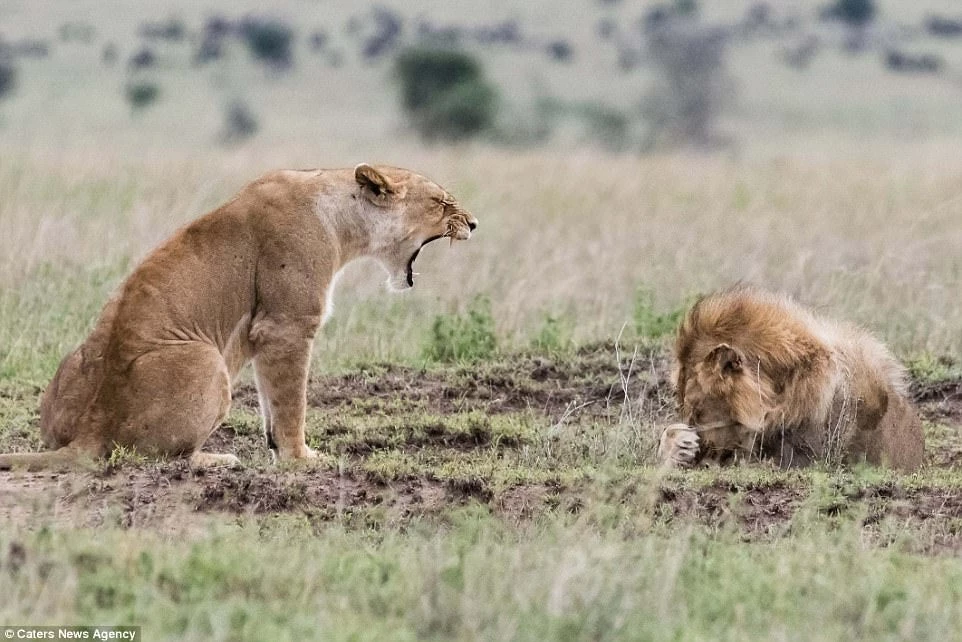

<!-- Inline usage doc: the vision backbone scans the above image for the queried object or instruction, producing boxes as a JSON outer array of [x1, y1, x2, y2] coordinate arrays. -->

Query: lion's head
[[673, 287, 834, 460], [354, 163, 477, 291], [675, 342, 780, 457]]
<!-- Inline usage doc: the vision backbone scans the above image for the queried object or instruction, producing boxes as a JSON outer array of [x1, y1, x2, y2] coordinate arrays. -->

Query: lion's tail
[[0, 447, 89, 472]]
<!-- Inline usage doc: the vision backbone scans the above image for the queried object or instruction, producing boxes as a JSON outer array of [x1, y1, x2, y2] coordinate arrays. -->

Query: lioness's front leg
[[250, 315, 320, 461]]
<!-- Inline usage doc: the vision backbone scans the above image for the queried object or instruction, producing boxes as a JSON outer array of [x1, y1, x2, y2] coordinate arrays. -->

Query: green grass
[[5, 504, 962, 641], [423, 295, 499, 363]]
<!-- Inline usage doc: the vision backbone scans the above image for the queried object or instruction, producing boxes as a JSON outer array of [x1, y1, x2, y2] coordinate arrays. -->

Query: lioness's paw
[[276, 445, 335, 468], [658, 423, 700, 468], [276, 445, 317, 460]]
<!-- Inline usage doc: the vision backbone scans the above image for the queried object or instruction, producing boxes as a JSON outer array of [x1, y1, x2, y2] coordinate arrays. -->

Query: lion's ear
[[355, 163, 398, 205], [856, 383, 889, 432], [707, 343, 743, 377]]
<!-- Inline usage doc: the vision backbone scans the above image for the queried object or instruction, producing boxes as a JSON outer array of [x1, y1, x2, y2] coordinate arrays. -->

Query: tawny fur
[[0, 164, 477, 471], [666, 286, 923, 471]]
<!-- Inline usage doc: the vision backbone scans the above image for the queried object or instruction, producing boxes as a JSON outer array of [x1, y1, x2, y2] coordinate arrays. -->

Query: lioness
[[0, 164, 477, 470], [658, 286, 924, 471]]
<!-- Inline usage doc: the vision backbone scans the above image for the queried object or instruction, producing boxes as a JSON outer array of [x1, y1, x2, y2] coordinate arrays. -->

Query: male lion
[[658, 286, 924, 471], [0, 164, 477, 470]]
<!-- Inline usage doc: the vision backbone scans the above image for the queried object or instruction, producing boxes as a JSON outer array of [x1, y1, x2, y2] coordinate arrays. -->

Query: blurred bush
[[546, 40, 574, 63], [581, 103, 630, 152], [125, 81, 160, 111], [926, 16, 962, 39], [884, 50, 942, 74], [361, 8, 403, 61], [194, 17, 231, 66], [139, 17, 187, 42], [221, 101, 259, 143], [308, 30, 329, 52], [821, 0, 876, 27], [395, 47, 498, 141], [128, 47, 156, 70], [782, 35, 820, 70], [10, 40, 49, 59], [101, 43, 118, 66], [240, 17, 294, 69], [0, 56, 17, 100], [58, 22, 96, 44]]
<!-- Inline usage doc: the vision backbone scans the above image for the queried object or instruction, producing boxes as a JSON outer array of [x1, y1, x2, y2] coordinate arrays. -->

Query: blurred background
[[0, 0, 960, 379]]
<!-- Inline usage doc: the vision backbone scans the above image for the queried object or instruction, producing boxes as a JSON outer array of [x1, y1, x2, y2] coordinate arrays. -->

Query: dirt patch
[[0, 462, 506, 531], [6, 464, 962, 554], [658, 481, 803, 536], [237, 344, 675, 424], [914, 380, 962, 425]]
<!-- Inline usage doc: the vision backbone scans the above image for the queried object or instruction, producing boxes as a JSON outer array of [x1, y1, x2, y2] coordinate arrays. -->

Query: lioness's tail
[[0, 448, 90, 472]]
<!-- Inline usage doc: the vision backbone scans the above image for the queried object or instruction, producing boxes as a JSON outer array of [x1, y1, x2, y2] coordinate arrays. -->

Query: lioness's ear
[[707, 343, 742, 377], [355, 163, 397, 205]]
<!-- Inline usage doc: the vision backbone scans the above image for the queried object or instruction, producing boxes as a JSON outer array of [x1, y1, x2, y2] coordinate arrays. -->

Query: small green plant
[[104, 444, 147, 471], [905, 353, 959, 385], [531, 313, 574, 354], [395, 48, 498, 141], [632, 288, 687, 341], [423, 295, 498, 362]]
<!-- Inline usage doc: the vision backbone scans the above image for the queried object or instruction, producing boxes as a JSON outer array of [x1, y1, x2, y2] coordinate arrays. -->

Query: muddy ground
[[2, 345, 961, 553]]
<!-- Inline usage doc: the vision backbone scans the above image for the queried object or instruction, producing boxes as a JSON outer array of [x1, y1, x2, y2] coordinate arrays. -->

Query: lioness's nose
[[468, 220, 477, 231]]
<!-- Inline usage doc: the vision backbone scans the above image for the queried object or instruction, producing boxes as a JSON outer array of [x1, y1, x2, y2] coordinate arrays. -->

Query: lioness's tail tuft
[[0, 448, 88, 472]]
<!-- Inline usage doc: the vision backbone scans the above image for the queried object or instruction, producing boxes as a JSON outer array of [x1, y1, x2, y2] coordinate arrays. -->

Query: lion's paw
[[658, 423, 700, 468]]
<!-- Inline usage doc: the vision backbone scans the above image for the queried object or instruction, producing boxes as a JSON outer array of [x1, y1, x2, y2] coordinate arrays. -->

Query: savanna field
[[1, 0, 962, 640]]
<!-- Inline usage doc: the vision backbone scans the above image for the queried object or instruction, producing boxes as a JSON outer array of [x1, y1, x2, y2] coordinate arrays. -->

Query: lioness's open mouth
[[406, 235, 444, 287]]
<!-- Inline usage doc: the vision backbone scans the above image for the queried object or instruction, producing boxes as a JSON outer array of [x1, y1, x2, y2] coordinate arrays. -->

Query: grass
[[6, 496, 962, 640], [2, 149, 960, 386]]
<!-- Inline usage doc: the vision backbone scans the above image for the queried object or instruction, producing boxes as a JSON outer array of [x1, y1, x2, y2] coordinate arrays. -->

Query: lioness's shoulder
[[232, 169, 334, 215]]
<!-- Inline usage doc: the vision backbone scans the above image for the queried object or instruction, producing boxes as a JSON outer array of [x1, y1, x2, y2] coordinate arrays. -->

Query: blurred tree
[[642, 21, 733, 149], [395, 48, 498, 141]]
